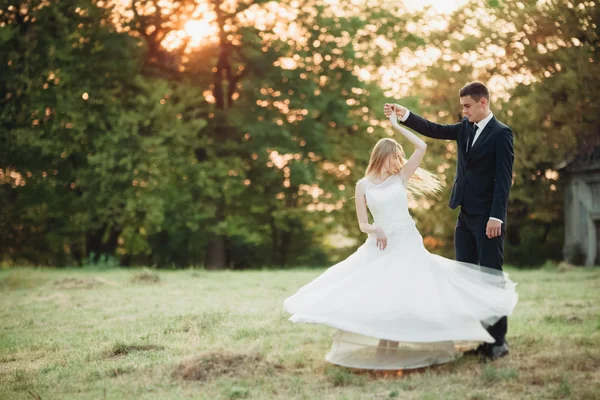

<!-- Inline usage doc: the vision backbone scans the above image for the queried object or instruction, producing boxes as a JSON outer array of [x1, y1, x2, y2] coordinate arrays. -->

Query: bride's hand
[[383, 103, 407, 119], [375, 226, 387, 250]]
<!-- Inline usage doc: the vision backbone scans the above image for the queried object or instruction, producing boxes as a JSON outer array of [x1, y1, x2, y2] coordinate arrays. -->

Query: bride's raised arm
[[389, 113, 427, 181]]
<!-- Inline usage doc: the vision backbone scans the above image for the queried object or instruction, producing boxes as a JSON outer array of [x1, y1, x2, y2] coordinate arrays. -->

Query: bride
[[283, 112, 518, 370]]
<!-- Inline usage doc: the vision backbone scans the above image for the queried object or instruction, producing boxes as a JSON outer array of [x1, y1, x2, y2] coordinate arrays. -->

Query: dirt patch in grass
[[53, 277, 106, 289], [557, 262, 577, 272], [543, 314, 584, 325], [0, 270, 50, 290], [108, 342, 165, 357], [173, 351, 284, 382], [533, 351, 600, 373], [130, 269, 161, 284], [105, 365, 136, 377]]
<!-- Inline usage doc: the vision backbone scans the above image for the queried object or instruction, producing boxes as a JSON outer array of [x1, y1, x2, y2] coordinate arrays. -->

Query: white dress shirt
[[468, 111, 494, 151], [397, 108, 503, 224]]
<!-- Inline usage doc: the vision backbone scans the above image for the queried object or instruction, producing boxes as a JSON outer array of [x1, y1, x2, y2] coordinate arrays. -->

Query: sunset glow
[[184, 19, 218, 46], [155, 0, 513, 108], [403, 0, 467, 13]]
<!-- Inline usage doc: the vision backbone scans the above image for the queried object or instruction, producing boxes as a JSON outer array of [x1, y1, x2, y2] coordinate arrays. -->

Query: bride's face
[[384, 154, 401, 175]]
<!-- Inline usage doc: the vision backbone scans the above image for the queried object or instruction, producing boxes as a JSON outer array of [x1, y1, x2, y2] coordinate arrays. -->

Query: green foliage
[[0, 0, 420, 267], [400, 0, 598, 266], [555, 377, 572, 398], [226, 386, 250, 399], [1, 0, 594, 267]]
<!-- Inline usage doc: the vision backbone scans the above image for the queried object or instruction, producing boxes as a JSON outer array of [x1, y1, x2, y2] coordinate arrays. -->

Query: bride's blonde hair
[[365, 138, 442, 197]]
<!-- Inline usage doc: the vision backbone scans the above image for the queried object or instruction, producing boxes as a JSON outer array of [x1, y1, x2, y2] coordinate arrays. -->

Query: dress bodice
[[359, 174, 412, 233]]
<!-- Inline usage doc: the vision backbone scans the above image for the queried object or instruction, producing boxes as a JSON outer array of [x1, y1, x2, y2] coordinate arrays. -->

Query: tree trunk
[[279, 230, 291, 267], [205, 197, 227, 269], [85, 224, 120, 263], [270, 214, 278, 266], [541, 222, 552, 244], [205, 237, 227, 270], [202, 0, 232, 270]]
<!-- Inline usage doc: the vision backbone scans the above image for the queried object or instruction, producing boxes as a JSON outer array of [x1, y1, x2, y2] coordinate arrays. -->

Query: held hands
[[375, 226, 387, 251], [383, 103, 407, 119], [486, 219, 502, 239]]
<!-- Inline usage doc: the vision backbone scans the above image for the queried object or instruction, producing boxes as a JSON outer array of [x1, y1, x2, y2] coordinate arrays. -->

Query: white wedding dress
[[284, 173, 518, 370]]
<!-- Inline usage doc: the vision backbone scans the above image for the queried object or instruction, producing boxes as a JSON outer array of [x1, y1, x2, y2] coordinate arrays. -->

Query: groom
[[384, 82, 514, 360]]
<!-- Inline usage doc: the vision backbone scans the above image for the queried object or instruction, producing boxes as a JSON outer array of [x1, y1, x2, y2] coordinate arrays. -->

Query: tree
[[395, 0, 599, 265], [0, 0, 142, 264], [0, 0, 208, 265], [120, 0, 424, 268]]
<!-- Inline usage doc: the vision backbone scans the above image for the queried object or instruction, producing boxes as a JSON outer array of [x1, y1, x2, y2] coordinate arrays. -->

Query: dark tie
[[467, 123, 478, 154]]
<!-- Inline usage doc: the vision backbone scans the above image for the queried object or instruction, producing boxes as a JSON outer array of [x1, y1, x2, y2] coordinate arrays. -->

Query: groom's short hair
[[459, 82, 490, 102]]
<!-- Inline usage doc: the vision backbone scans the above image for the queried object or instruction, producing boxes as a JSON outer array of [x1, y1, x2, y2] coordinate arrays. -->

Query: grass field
[[1, 266, 599, 400]]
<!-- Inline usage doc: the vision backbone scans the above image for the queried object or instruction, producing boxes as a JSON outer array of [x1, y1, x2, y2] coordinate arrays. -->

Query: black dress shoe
[[464, 343, 488, 357], [485, 342, 509, 361]]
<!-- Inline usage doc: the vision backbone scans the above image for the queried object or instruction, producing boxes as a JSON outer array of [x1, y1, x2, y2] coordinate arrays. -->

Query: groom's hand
[[486, 220, 502, 239], [384, 103, 407, 119]]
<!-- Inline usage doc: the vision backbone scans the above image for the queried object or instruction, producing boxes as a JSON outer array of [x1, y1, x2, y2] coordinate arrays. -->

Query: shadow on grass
[[108, 342, 165, 357]]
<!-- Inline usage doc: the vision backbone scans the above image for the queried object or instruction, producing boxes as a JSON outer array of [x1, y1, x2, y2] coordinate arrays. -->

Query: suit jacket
[[401, 112, 514, 222]]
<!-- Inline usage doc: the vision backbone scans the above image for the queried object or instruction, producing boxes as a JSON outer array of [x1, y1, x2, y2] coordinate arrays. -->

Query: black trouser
[[455, 209, 507, 345]]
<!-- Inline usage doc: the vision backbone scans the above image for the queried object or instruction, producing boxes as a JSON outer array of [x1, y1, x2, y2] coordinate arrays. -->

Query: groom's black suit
[[401, 111, 514, 344]]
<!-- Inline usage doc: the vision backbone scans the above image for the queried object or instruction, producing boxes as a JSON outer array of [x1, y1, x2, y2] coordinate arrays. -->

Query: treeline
[[1, 0, 597, 268]]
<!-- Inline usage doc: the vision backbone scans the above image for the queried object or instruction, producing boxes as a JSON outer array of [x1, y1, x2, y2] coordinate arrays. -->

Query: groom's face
[[460, 95, 487, 123]]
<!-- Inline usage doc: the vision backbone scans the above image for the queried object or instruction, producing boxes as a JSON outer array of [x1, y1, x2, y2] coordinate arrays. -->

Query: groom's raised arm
[[385, 104, 461, 141], [402, 111, 461, 141]]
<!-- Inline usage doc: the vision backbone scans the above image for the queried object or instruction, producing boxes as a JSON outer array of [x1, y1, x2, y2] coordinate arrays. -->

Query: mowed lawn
[[1, 266, 599, 400]]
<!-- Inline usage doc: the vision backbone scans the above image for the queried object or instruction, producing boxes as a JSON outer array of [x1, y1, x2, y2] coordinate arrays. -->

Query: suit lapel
[[468, 117, 496, 159]]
